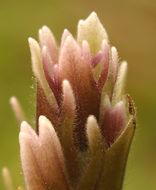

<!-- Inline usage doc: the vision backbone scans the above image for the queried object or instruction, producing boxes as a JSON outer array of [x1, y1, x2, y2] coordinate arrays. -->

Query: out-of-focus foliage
[[0, 0, 156, 189]]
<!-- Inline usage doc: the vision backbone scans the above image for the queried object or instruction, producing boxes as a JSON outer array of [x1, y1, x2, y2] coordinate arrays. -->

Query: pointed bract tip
[[111, 46, 117, 52], [62, 79, 73, 97], [20, 121, 30, 133], [61, 28, 71, 37], [39, 115, 46, 120], [2, 167, 8, 175], [63, 79, 70, 88], [28, 37, 39, 50], [17, 187, 24, 190], [121, 60, 128, 67], [41, 25, 54, 38], [82, 40, 89, 47], [38, 28, 42, 33], [10, 96, 25, 124], [102, 39, 109, 47], [38, 29, 43, 38], [112, 59, 128, 105], [42, 45, 47, 52], [83, 11, 98, 23], [86, 115, 104, 152], [61, 35, 75, 49], [77, 12, 108, 56], [87, 115, 97, 126], [62, 79, 75, 113], [111, 46, 118, 66], [38, 115, 52, 131], [2, 167, 13, 190], [87, 11, 98, 21], [28, 37, 34, 44], [62, 79, 74, 97], [115, 100, 124, 107], [60, 28, 73, 48], [42, 25, 50, 31], [64, 28, 69, 33], [119, 61, 128, 77], [53, 64, 58, 69], [78, 12, 98, 27], [9, 96, 16, 104], [43, 44, 46, 49], [102, 39, 109, 52], [90, 11, 97, 16], [39, 115, 47, 124], [21, 121, 28, 127], [87, 115, 99, 134]]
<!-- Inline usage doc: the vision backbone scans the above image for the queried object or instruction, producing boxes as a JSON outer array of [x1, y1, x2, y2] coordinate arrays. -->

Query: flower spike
[[10, 11, 136, 190]]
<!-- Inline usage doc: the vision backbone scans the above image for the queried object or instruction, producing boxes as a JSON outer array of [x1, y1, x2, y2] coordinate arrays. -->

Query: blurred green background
[[0, 0, 156, 189]]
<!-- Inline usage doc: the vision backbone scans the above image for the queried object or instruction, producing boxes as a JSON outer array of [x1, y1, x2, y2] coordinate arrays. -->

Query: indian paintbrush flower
[[6, 12, 136, 190]]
